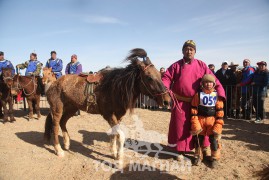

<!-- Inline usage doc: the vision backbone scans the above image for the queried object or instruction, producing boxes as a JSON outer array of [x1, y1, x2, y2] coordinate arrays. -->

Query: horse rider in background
[[45, 51, 63, 79], [16, 52, 45, 95], [0, 51, 15, 118], [0, 51, 15, 77]]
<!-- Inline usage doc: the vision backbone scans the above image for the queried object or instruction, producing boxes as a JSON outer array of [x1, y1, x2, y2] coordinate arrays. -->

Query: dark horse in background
[[12, 74, 42, 120], [0, 68, 16, 123], [44, 48, 170, 166]]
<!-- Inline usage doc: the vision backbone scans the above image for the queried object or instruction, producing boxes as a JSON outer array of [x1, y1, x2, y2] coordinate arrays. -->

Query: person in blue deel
[[45, 51, 63, 79], [0, 51, 15, 76], [16, 52, 43, 76]]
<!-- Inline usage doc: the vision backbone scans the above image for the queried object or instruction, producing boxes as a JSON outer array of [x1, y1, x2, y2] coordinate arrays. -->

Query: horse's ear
[[143, 57, 152, 65], [135, 58, 146, 70]]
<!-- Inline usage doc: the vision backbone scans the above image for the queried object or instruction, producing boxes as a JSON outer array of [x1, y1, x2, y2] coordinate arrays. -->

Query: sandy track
[[0, 100, 268, 179]]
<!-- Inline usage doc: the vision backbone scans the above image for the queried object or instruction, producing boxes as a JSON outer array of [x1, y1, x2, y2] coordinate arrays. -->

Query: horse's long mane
[[96, 48, 149, 112]]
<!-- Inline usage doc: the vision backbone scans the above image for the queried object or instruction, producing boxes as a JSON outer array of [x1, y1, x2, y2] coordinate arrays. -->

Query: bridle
[[1, 72, 14, 84], [13, 74, 37, 96], [139, 61, 182, 112], [140, 62, 169, 99]]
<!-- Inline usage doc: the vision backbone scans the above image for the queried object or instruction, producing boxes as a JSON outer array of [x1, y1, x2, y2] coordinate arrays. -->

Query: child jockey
[[190, 74, 224, 168]]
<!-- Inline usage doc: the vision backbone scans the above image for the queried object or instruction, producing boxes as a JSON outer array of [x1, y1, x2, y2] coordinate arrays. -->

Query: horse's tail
[[44, 113, 53, 143]]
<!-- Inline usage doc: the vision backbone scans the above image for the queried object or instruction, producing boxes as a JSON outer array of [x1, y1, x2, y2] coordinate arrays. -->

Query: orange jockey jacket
[[190, 88, 224, 136]]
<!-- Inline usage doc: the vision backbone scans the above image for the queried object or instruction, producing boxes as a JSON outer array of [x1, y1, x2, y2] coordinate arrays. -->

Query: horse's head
[[126, 48, 170, 107], [42, 67, 56, 84], [1, 68, 14, 88]]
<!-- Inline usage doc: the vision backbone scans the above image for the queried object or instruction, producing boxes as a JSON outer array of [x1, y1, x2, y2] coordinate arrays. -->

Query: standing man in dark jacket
[[251, 61, 268, 123], [208, 64, 215, 74], [215, 61, 237, 118]]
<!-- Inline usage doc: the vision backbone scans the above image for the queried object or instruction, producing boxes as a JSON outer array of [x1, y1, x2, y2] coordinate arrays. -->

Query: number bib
[[199, 91, 217, 107]]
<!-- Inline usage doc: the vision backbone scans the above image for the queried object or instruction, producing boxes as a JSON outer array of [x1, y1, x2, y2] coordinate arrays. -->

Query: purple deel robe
[[162, 58, 226, 152]]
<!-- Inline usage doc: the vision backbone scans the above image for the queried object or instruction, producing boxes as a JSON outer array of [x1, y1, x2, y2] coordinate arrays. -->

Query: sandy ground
[[0, 98, 268, 180]]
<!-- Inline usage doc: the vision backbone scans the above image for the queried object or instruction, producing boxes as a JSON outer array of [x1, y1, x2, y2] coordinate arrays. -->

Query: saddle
[[87, 74, 103, 83], [80, 73, 103, 114], [79, 73, 103, 83]]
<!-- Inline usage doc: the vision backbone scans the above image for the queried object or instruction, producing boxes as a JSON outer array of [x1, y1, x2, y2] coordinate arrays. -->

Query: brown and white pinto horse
[[43, 49, 170, 166]]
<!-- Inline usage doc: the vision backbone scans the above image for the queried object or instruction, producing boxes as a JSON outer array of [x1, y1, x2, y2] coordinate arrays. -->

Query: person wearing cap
[[190, 74, 224, 168], [215, 61, 236, 118], [236, 59, 255, 119], [65, 54, 82, 75], [16, 52, 43, 76], [162, 40, 225, 156], [45, 51, 63, 79], [251, 61, 268, 123], [208, 64, 215, 74], [229, 62, 242, 118], [16, 52, 45, 95], [0, 51, 15, 76], [160, 67, 166, 77]]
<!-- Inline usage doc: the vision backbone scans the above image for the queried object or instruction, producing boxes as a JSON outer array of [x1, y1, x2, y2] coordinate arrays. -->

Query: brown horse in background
[[42, 67, 56, 94], [0, 68, 16, 123], [12, 74, 42, 120], [44, 48, 170, 166]]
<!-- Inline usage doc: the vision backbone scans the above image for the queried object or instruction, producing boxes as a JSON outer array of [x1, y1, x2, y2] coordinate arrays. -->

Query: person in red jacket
[[190, 74, 224, 168]]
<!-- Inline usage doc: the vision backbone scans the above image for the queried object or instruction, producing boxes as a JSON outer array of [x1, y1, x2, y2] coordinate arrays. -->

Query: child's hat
[[201, 74, 215, 84]]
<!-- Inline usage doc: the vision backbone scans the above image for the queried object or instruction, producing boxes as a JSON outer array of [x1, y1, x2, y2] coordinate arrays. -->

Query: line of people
[[208, 60, 268, 123], [0, 50, 84, 116], [0, 51, 83, 79]]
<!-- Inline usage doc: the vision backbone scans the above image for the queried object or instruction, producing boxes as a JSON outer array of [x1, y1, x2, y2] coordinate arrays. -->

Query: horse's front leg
[[110, 134, 118, 159], [27, 99, 34, 120], [35, 97, 41, 119], [117, 127, 125, 161], [53, 111, 64, 157], [1, 100, 9, 123], [0, 101, 3, 118], [110, 115, 125, 167], [8, 97, 16, 122]]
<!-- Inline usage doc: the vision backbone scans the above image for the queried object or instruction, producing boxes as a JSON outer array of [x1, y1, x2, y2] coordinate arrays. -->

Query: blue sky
[[0, 0, 268, 72]]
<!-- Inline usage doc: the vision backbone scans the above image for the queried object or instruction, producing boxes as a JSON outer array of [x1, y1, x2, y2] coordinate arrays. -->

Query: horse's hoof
[[57, 151, 65, 157], [117, 160, 124, 169], [10, 118, 16, 122], [37, 114, 42, 119], [64, 145, 70, 150]]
